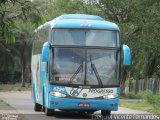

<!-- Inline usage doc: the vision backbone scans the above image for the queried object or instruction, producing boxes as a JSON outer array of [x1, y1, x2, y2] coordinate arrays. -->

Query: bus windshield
[[52, 29, 119, 47], [50, 48, 120, 86]]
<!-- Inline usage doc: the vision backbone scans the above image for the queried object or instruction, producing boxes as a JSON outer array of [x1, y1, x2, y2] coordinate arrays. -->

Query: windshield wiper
[[68, 65, 83, 84], [90, 56, 103, 87]]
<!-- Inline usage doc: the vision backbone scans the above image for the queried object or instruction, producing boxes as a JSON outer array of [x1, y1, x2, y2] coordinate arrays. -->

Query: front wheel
[[45, 107, 54, 116], [101, 110, 111, 116], [34, 103, 42, 112]]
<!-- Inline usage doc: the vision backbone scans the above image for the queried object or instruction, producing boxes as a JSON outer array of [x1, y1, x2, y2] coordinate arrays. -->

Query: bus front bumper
[[48, 95, 119, 111]]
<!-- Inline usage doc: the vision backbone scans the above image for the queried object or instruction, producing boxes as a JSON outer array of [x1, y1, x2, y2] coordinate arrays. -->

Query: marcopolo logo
[[53, 87, 65, 92], [70, 88, 83, 97]]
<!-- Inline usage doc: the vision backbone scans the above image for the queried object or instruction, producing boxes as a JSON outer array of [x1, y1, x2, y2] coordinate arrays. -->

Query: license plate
[[78, 103, 90, 107]]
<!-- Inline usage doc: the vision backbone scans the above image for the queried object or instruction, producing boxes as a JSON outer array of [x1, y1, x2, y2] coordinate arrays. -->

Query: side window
[[32, 26, 49, 55], [32, 32, 38, 55], [44, 26, 49, 42], [48, 27, 52, 42]]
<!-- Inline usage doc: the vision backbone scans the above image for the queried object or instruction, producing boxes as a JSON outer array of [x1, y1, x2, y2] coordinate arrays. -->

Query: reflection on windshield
[[89, 56, 103, 87], [51, 48, 119, 86], [68, 64, 83, 84], [52, 48, 84, 84], [86, 49, 117, 86]]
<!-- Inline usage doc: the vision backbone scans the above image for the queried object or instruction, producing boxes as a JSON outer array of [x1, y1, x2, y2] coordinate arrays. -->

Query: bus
[[31, 14, 131, 116]]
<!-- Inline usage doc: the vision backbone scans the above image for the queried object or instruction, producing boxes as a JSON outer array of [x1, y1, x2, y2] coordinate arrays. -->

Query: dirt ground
[[0, 100, 27, 120]]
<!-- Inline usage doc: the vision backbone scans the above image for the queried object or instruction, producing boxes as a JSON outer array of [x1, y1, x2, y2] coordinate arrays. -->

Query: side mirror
[[41, 42, 50, 62], [122, 44, 131, 65]]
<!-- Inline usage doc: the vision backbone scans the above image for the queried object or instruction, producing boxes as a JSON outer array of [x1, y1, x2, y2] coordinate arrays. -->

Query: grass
[[119, 99, 160, 114], [0, 99, 6, 105], [121, 91, 160, 114], [0, 83, 31, 92], [123, 92, 143, 99]]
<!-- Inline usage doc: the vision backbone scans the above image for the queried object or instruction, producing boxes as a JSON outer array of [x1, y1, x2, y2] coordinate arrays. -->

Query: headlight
[[103, 94, 118, 99], [49, 91, 66, 98]]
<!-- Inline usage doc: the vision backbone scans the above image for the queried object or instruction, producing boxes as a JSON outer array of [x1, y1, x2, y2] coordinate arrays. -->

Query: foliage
[[0, 0, 45, 86], [14, 20, 34, 86], [0, 71, 21, 84], [124, 92, 144, 99], [144, 91, 160, 113], [0, 83, 31, 92], [0, 0, 35, 42], [119, 100, 153, 113], [122, 91, 160, 113], [96, 0, 160, 79]]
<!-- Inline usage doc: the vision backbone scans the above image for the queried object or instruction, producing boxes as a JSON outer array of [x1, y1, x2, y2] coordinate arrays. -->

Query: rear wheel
[[41, 106, 45, 112], [101, 110, 111, 116], [42, 91, 45, 112], [45, 107, 55, 116], [34, 103, 42, 112]]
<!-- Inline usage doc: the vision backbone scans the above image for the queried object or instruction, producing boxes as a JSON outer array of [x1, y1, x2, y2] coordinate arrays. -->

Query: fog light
[[103, 94, 118, 99]]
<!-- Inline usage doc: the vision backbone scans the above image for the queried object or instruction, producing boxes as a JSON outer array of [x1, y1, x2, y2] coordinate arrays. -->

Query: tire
[[34, 103, 42, 112], [42, 90, 45, 112], [78, 110, 94, 115], [45, 107, 54, 116], [41, 106, 45, 112], [87, 110, 95, 114], [101, 110, 111, 117]]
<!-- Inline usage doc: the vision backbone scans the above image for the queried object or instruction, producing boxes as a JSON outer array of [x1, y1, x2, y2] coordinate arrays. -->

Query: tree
[[13, 21, 34, 87], [1, 0, 160, 90], [0, 0, 45, 86], [96, 0, 160, 94]]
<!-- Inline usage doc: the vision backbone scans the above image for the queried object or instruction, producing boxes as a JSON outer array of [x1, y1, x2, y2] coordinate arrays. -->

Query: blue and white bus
[[31, 14, 131, 116]]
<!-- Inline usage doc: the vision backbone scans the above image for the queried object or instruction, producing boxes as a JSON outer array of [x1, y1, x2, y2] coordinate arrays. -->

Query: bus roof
[[36, 14, 119, 31], [54, 14, 104, 21]]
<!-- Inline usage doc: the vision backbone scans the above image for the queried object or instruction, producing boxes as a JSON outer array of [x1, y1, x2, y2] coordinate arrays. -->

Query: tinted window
[[52, 29, 119, 47]]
